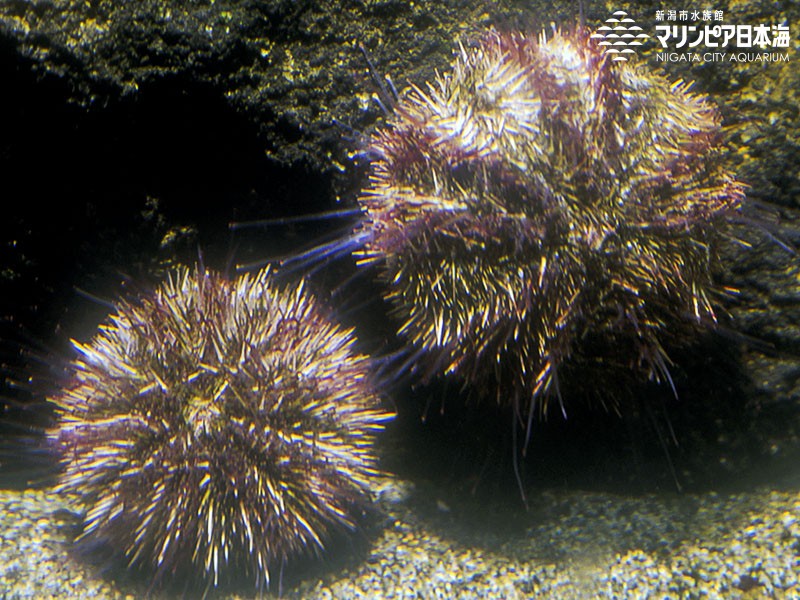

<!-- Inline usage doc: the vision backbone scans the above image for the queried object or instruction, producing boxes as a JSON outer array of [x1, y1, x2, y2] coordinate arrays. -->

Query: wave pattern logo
[[591, 10, 650, 61]]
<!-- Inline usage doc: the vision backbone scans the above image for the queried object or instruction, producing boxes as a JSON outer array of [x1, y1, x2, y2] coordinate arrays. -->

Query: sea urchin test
[[49, 267, 392, 588], [357, 28, 744, 415]]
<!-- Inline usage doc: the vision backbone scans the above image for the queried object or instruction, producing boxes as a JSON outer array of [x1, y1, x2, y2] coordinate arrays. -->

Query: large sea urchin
[[357, 28, 744, 416], [49, 266, 392, 588]]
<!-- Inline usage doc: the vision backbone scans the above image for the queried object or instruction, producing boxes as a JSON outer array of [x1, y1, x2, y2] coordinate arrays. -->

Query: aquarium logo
[[594, 9, 791, 64], [655, 9, 791, 64], [590, 11, 650, 61]]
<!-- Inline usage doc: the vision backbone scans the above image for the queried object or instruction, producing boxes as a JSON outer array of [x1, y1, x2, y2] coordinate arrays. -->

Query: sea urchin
[[356, 27, 744, 417], [49, 266, 392, 588]]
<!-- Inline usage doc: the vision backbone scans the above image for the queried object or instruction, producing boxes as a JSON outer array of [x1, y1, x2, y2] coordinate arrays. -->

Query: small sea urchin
[[357, 28, 744, 416], [49, 266, 392, 588]]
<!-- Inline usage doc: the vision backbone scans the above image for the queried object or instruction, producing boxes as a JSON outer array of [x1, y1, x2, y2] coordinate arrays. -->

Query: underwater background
[[1, 0, 799, 597]]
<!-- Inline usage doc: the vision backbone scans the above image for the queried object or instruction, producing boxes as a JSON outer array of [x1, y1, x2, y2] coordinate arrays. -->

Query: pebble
[[1, 482, 799, 598]]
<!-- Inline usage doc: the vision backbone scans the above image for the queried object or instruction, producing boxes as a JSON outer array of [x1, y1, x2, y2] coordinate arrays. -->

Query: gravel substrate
[[1, 478, 799, 599], [0, 490, 129, 600]]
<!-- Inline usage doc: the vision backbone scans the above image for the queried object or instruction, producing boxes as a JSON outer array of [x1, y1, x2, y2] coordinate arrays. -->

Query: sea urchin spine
[[49, 266, 393, 588], [356, 27, 744, 415]]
